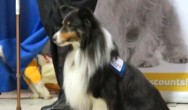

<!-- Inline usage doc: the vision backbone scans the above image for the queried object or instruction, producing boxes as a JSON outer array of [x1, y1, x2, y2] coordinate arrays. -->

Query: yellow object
[[24, 60, 42, 84], [144, 73, 188, 92]]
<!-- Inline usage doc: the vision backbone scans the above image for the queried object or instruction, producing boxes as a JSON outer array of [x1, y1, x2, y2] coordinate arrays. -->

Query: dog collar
[[110, 57, 126, 77]]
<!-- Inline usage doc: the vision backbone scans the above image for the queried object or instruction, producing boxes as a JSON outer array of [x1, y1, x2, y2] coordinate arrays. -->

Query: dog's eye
[[67, 21, 71, 25]]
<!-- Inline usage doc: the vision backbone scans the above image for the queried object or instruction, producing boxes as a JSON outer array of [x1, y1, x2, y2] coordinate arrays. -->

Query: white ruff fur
[[63, 28, 114, 110]]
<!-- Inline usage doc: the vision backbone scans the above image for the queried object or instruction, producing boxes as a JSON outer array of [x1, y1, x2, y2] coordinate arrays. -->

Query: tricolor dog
[[52, 6, 169, 110]]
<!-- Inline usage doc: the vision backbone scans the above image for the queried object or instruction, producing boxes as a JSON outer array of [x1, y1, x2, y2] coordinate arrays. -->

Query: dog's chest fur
[[63, 50, 93, 110], [62, 28, 116, 110]]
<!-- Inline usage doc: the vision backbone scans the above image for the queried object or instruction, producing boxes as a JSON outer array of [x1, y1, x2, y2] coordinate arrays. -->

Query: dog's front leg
[[127, 27, 160, 68], [161, 9, 188, 63]]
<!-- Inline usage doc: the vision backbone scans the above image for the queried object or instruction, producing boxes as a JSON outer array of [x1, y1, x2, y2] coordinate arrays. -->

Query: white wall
[[172, 0, 188, 45]]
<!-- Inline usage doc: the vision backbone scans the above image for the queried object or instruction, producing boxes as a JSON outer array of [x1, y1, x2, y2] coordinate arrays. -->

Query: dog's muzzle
[[52, 35, 57, 43], [52, 31, 63, 44]]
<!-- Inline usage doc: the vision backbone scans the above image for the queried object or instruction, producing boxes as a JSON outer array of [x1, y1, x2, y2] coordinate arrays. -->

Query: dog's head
[[53, 6, 99, 49]]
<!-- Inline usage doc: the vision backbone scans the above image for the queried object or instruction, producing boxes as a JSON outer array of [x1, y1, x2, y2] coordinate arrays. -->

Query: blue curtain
[[0, 0, 49, 92]]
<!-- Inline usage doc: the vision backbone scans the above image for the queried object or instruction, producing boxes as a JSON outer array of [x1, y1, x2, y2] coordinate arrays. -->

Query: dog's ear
[[59, 5, 76, 18], [78, 7, 94, 27]]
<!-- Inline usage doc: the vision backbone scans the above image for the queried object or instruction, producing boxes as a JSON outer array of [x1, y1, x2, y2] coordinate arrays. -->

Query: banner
[[95, 0, 188, 103]]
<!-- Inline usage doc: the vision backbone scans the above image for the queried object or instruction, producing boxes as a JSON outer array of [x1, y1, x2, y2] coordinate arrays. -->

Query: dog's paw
[[40, 92, 51, 99], [38, 85, 51, 99], [30, 93, 40, 99], [34, 81, 51, 99], [164, 57, 188, 63], [130, 57, 159, 68], [162, 51, 188, 63], [138, 61, 159, 68], [162, 46, 188, 64]]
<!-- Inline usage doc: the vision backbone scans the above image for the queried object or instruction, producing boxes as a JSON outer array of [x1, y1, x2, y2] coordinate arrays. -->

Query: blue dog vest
[[110, 57, 126, 77]]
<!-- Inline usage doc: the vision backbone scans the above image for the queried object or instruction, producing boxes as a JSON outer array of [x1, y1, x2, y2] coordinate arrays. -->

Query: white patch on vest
[[110, 57, 124, 72]]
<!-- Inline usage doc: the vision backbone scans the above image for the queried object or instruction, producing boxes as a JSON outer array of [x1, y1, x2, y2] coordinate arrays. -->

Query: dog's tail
[[0, 45, 6, 62]]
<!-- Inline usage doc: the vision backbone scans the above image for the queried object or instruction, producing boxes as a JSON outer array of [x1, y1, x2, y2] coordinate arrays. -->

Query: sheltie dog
[[52, 6, 169, 110], [95, 0, 188, 67]]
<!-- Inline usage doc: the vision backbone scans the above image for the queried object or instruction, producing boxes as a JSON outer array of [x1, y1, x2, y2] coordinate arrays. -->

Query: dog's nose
[[52, 36, 56, 42]]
